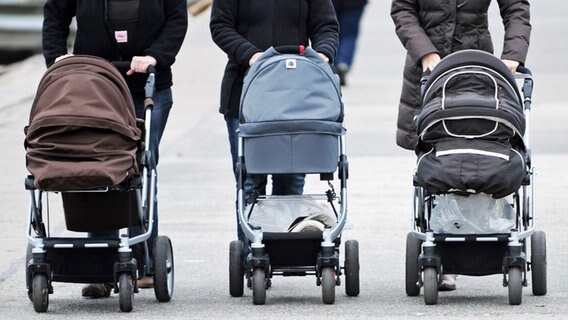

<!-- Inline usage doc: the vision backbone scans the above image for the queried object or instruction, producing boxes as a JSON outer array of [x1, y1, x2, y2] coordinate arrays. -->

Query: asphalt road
[[0, 1, 567, 319]]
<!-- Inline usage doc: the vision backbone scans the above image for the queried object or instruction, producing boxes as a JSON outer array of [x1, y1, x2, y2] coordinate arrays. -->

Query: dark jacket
[[210, 0, 340, 118], [391, 0, 531, 150], [43, 0, 188, 93]]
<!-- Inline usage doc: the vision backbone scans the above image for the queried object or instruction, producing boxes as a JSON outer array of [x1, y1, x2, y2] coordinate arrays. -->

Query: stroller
[[229, 46, 359, 305], [406, 49, 546, 305], [24, 55, 174, 312]]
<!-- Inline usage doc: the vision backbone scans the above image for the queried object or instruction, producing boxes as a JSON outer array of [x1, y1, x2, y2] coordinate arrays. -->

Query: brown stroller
[[24, 55, 174, 312]]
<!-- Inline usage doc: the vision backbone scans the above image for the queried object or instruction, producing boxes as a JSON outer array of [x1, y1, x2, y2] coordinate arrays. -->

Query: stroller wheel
[[531, 231, 547, 296], [252, 268, 266, 305], [405, 233, 422, 296], [153, 235, 175, 302], [321, 267, 336, 304], [344, 240, 360, 297], [508, 267, 523, 305], [32, 273, 49, 313], [229, 240, 244, 297], [423, 267, 438, 305], [118, 273, 134, 312]]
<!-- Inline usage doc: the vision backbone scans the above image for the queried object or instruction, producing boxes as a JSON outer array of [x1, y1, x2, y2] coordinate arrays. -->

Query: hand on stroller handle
[[112, 61, 157, 75]]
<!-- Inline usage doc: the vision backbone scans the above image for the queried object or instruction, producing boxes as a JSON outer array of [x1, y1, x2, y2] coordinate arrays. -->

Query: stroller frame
[[234, 132, 356, 305], [407, 62, 547, 305], [25, 64, 174, 313]]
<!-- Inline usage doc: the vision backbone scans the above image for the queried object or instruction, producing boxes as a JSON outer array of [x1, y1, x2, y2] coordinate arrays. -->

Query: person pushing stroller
[[42, 0, 187, 297]]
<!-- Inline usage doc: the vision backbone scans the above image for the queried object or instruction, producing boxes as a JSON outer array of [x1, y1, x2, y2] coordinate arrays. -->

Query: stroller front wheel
[[508, 267, 523, 305], [423, 267, 438, 305], [321, 267, 336, 304], [118, 273, 134, 312], [32, 273, 49, 313], [252, 268, 266, 305]]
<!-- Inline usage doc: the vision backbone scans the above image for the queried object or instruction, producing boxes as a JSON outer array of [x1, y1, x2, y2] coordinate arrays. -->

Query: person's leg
[[225, 115, 247, 245], [335, 5, 366, 86], [271, 174, 305, 195], [82, 230, 118, 297], [132, 88, 173, 287], [224, 115, 266, 249]]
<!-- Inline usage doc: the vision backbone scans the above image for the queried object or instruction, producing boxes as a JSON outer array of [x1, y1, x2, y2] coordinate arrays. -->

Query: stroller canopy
[[240, 46, 343, 127], [25, 55, 141, 190], [417, 49, 525, 142]]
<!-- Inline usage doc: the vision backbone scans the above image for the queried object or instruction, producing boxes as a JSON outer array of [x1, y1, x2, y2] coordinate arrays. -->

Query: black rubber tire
[[229, 240, 244, 297], [423, 267, 438, 305], [153, 235, 175, 302], [32, 274, 49, 313], [25, 243, 33, 302], [405, 233, 422, 296], [344, 240, 360, 297], [252, 268, 266, 305], [531, 231, 547, 296], [321, 267, 336, 304], [119, 273, 134, 312], [508, 267, 523, 305]]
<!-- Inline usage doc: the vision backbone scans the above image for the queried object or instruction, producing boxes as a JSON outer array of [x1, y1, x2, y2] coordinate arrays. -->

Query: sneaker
[[438, 274, 457, 291], [81, 283, 112, 298], [137, 276, 154, 289]]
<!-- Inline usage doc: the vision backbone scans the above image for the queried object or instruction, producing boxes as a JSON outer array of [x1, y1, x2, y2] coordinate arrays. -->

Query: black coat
[[43, 0, 188, 93], [391, 0, 531, 150], [210, 0, 339, 118]]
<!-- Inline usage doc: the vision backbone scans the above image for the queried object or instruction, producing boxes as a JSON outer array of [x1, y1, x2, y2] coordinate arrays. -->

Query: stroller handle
[[112, 61, 157, 75], [112, 61, 156, 99], [274, 45, 306, 55], [516, 65, 532, 76]]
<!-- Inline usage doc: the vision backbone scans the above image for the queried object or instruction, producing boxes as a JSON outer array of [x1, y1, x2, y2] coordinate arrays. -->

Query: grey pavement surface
[[0, 1, 567, 319]]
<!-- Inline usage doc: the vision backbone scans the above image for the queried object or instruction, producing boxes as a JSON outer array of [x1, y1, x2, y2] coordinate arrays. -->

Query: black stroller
[[229, 46, 359, 305], [406, 49, 546, 305], [24, 55, 174, 312]]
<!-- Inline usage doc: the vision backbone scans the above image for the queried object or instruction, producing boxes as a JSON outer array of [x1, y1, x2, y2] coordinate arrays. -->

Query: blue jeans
[[335, 5, 366, 68], [90, 88, 173, 255], [225, 115, 305, 244]]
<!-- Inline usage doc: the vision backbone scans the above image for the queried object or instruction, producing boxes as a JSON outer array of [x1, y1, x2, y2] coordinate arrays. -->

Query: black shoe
[[81, 283, 112, 298], [336, 63, 349, 86]]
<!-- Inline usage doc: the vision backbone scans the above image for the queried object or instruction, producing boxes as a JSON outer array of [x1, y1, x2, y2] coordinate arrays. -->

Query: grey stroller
[[230, 46, 359, 305], [407, 50, 546, 305]]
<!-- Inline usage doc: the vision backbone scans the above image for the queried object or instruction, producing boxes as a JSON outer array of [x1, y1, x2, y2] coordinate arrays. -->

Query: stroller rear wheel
[[32, 273, 49, 312], [25, 243, 33, 302], [531, 231, 547, 296], [344, 240, 360, 297], [405, 233, 422, 296], [423, 267, 438, 305], [229, 240, 244, 297], [321, 267, 336, 304], [153, 235, 175, 302], [252, 268, 266, 305]]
